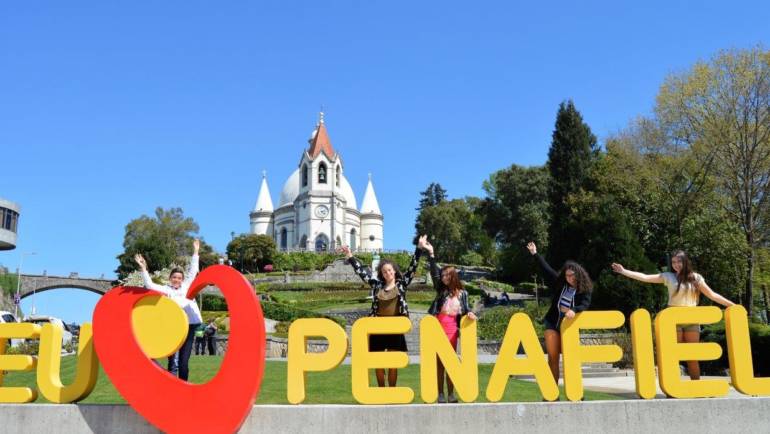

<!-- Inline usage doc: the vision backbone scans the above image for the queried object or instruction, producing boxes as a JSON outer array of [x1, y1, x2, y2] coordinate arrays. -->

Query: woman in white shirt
[[134, 239, 203, 381], [612, 250, 735, 380]]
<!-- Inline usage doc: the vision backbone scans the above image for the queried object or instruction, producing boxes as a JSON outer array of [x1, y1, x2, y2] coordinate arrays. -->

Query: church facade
[[249, 114, 384, 252]]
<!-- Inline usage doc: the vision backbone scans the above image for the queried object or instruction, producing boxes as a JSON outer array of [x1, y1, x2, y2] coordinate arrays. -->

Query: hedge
[[261, 301, 346, 327], [701, 321, 770, 376]]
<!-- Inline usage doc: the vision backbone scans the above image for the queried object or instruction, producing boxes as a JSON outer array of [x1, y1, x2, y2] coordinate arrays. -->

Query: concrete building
[[249, 113, 384, 252], [0, 197, 20, 251]]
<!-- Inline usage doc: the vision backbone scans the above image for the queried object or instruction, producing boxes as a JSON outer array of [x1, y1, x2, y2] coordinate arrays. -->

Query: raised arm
[[182, 239, 201, 287], [134, 254, 168, 294], [611, 263, 664, 284], [697, 280, 736, 308], [424, 239, 444, 291], [401, 235, 430, 288], [401, 246, 423, 288], [339, 246, 378, 288], [527, 242, 558, 281]]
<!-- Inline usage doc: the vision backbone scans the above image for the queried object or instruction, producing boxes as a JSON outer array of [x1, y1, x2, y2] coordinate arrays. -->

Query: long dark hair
[[671, 250, 696, 293], [376, 259, 403, 283], [438, 265, 463, 296], [556, 261, 593, 293]]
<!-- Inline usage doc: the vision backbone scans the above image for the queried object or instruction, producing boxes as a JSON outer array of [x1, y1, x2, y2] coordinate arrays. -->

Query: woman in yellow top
[[611, 250, 735, 380]]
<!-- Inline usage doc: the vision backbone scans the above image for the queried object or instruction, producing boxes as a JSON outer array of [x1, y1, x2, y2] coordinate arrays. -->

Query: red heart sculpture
[[93, 265, 266, 434]]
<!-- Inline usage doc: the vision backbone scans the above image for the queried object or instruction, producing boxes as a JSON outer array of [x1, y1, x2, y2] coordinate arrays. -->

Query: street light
[[14, 251, 37, 319]]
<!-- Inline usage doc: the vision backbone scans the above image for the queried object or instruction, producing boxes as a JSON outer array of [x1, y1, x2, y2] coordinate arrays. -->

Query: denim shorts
[[543, 317, 559, 332], [676, 323, 701, 333]]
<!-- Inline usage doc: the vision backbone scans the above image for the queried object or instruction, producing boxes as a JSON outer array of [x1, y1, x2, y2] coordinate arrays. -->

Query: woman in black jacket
[[340, 235, 427, 387], [526, 241, 593, 384], [424, 239, 477, 403]]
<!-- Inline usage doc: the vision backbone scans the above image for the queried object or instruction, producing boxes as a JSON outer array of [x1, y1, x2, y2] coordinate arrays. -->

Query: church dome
[[278, 168, 300, 207], [339, 175, 358, 210], [277, 167, 358, 210]]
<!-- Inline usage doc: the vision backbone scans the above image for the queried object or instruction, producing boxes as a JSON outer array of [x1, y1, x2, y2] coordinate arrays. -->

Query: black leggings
[[171, 324, 198, 381]]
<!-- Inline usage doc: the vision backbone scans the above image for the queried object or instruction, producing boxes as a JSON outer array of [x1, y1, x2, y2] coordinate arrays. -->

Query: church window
[[301, 164, 308, 187], [280, 228, 288, 250], [318, 163, 327, 184]]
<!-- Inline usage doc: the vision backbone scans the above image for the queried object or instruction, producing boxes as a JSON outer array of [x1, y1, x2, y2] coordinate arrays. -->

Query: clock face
[[315, 205, 330, 218]]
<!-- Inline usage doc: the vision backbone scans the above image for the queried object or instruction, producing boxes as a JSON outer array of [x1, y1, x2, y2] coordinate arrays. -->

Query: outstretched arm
[[340, 245, 378, 288], [526, 242, 558, 281], [424, 239, 444, 291], [611, 263, 664, 284], [134, 254, 168, 294], [402, 235, 428, 288], [182, 239, 201, 287], [697, 281, 736, 308]]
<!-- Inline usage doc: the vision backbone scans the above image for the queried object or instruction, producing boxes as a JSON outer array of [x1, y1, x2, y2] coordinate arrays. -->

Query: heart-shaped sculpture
[[93, 265, 266, 434]]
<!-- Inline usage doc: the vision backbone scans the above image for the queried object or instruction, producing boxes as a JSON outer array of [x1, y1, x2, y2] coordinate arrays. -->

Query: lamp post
[[14, 251, 36, 319]]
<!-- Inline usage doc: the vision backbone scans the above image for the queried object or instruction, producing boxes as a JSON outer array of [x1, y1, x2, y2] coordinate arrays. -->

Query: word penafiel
[[0, 266, 768, 434]]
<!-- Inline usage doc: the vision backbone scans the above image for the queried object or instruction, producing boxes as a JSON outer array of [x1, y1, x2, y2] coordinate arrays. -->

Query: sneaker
[[437, 393, 446, 403], [448, 393, 458, 403]]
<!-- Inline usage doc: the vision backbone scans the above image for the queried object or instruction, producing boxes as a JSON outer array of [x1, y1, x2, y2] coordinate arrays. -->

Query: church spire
[[253, 172, 274, 212], [360, 173, 382, 215], [307, 111, 335, 159]]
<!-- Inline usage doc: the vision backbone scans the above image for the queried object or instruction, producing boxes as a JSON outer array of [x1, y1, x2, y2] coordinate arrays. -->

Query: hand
[[526, 242, 537, 255], [193, 238, 200, 255], [337, 245, 352, 259], [417, 235, 428, 250], [134, 254, 147, 271], [564, 309, 576, 319], [468, 312, 478, 321], [611, 263, 625, 274], [424, 240, 434, 257]]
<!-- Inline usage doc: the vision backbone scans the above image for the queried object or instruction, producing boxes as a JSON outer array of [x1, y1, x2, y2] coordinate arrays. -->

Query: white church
[[249, 113, 384, 252]]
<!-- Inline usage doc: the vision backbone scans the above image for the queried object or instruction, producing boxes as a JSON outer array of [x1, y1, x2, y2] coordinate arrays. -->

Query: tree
[[598, 120, 748, 304], [564, 190, 666, 316], [477, 164, 551, 281], [546, 100, 600, 266], [656, 47, 770, 311], [116, 207, 217, 279], [414, 198, 491, 265], [416, 183, 447, 210], [226, 234, 277, 273]]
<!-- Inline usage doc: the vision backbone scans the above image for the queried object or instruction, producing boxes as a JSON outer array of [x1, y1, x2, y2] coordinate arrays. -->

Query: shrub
[[701, 321, 770, 376], [478, 306, 545, 340], [201, 294, 228, 311], [261, 301, 346, 327], [477, 279, 515, 293]]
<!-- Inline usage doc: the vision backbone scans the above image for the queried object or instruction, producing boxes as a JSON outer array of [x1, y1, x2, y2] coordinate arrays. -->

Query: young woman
[[425, 240, 476, 403], [340, 235, 428, 387], [612, 250, 735, 380], [527, 241, 593, 384], [134, 238, 203, 381]]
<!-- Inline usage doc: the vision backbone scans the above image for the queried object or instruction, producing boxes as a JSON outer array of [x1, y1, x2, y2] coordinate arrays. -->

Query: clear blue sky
[[2, 1, 768, 324]]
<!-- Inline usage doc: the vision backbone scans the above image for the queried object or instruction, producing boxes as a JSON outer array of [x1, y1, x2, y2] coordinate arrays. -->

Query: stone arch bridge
[[17, 273, 115, 300]]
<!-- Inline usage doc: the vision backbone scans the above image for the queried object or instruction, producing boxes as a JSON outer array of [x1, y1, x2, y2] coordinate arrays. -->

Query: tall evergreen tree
[[416, 183, 447, 210], [546, 100, 599, 266]]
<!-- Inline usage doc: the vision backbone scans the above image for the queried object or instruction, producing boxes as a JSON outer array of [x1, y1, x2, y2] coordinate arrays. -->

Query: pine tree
[[546, 100, 598, 266], [416, 183, 447, 210]]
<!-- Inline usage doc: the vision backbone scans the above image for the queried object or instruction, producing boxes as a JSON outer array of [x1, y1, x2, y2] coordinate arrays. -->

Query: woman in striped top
[[527, 241, 593, 384]]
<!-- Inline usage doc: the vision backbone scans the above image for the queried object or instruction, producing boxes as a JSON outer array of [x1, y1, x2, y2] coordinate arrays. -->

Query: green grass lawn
[[2, 356, 620, 404]]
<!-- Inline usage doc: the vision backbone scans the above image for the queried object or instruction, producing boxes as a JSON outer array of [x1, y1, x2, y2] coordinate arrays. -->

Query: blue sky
[[2, 1, 769, 323]]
